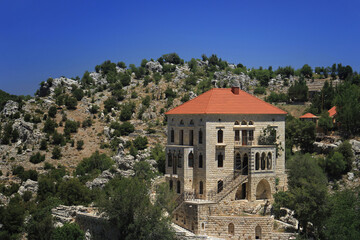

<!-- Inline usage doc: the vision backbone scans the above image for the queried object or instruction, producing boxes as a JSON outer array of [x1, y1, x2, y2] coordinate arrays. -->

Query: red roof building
[[166, 87, 287, 115], [299, 113, 319, 119], [328, 106, 337, 117]]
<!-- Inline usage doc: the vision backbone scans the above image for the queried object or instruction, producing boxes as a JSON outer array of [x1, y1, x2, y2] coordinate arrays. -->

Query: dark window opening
[[179, 130, 184, 145], [170, 129, 174, 143], [189, 130, 194, 146], [177, 181, 181, 194], [199, 154, 203, 168], [188, 152, 194, 168], [198, 129, 203, 144], [217, 129, 223, 143], [168, 152, 173, 167], [218, 152, 223, 168], [217, 180, 223, 193], [199, 181, 203, 194]]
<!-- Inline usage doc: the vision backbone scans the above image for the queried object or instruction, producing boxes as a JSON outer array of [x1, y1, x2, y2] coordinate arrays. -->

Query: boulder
[[17, 179, 38, 196], [347, 172, 354, 181], [349, 139, 360, 154], [1, 100, 19, 116], [145, 61, 163, 72]]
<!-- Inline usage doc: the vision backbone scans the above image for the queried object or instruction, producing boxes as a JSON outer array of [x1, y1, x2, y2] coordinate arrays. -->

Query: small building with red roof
[[299, 112, 319, 124], [165, 86, 289, 238]]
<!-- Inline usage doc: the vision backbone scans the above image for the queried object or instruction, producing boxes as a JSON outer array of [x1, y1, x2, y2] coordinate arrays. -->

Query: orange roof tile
[[299, 113, 319, 119], [165, 88, 287, 115], [328, 106, 336, 117]]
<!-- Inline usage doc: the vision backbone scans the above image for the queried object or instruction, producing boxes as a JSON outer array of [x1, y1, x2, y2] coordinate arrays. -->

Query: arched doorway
[[235, 182, 247, 200], [255, 225, 262, 239], [256, 179, 271, 200], [242, 153, 248, 175], [228, 223, 235, 235]]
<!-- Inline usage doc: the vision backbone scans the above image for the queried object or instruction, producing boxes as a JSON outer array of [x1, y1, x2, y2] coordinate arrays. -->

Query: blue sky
[[1, 0, 359, 95]]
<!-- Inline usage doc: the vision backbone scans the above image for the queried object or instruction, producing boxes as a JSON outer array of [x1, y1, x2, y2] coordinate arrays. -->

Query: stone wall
[[76, 213, 120, 240]]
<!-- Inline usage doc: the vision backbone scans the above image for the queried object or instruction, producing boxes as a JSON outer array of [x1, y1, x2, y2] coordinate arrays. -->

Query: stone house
[[165, 87, 293, 240]]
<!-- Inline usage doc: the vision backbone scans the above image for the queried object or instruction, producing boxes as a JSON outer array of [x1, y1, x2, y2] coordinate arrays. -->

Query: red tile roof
[[328, 106, 336, 117], [166, 88, 287, 115], [299, 113, 319, 119]]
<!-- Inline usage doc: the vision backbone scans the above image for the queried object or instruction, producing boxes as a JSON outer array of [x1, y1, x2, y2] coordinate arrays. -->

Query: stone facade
[[165, 88, 291, 239]]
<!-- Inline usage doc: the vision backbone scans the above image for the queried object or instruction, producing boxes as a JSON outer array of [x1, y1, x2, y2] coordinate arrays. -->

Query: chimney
[[231, 86, 240, 95]]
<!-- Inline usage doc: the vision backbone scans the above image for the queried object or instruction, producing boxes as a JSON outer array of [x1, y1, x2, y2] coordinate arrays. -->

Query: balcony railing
[[234, 139, 254, 146]]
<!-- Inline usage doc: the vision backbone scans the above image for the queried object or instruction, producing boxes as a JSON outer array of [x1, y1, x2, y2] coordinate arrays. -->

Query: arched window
[[235, 153, 241, 170], [168, 152, 173, 167], [199, 154, 203, 168], [267, 152, 272, 170], [177, 151, 182, 168], [217, 180, 223, 193], [218, 152, 223, 168], [177, 181, 181, 194], [198, 129, 203, 144], [189, 130, 194, 146], [255, 225, 262, 239], [190, 120, 194, 125], [249, 121, 254, 125], [241, 120, 247, 125], [255, 152, 260, 170], [180, 120, 184, 125], [235, 130, 240, 141], [179, 130, 184, 145], [234, 121, 240, 125], [199, 181, 203, 194], [170, 129, 174, 143], [228, 223, 235, 235], [188, 152, 194, 168], [169, 180, 173, 190], [261, 153, 266, 170], [217, 129, 223, 143]]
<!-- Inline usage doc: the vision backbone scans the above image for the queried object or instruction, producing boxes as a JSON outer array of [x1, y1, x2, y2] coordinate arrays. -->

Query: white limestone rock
[[1, 100, 19, 116]]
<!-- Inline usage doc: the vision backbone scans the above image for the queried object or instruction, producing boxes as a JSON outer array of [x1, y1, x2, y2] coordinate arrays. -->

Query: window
[[169, 180, 173, 190], [199, 181, 203, 194], [249, 130, 254, 141], [235, 153, 241, 170], [241, 120, 247, 125], [234, 121, 240, 125], [179, 130, 184, 145], [255, 153, 260, 170], [170, 129, 174, 143], [168, 152, 173, 167], [180, 120, 184, 125], [190, 120, 194, 125], [249, 121, 254, 125], [199, 154, 203, 168], [198, 129, 203, 144], [189, 130, 194, 146], [177, 152, 182, 168], [228, 223, 235, 235], [217, 129, 223, 143], [255, 225, 262, 239], [177, 181, 181, 194], [218, 152, 223, 168], [235, 130, 240, 141], [188, 152, 194, 168], [261, 152, 266, 170], [267, 152, 272, 170], [217, 180, 223, 193]]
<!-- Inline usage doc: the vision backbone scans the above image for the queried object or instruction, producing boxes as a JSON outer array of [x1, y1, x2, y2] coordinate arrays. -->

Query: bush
[[52, 131, 66, 146], [82, 118, 92, 128], [65, 96, 77, 110], [133, 136, 148, 150], [75, 151, 113, 176], [180, 94, 190, 103], [120, 102, 135, 121], [48, 106, 57, 118], [253, 86, 266, 95], [40, 139, 48, 150], [30, 152, 46, 164], [325, 152, 346, 179], [104, 97, 118, 112], [43, 119, 58, 134], [24, 113, 31, 122], [165, 87, 176, 98], [150, 144, 166, 174], [76, 140, 84, 150], [265, 92, 288, 103], [51, 223, 85, 240], [89, 105, 99, 114], [131, 92, 138, 99], [57, 178, 91, 206], [64, 120, 79, 135], [52, 147, 62, 159], [142, 95, 151, 108]]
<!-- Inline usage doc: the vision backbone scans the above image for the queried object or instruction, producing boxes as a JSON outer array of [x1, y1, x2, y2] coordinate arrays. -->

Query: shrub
[[325, 152, 346, 179], [104, 97, 118, 112], [133, 136, 148, 150], [120, 73, 131, 87], [30, 152, 46, 164], [253, 86, 266, 95], [82, 118, 92, 128], [65, 96, 77, 110], [48, 106, 57, 118], [89, 105, 99, 114], [52, 131, 66, 146], [40, 139, 48, 150], [51, 223, 85, 240], [165, 87, 176, 98], [120, 102, 135, 121], [76, 140, 84, 150], [57, 178, 91, 206], [142, 95, 151, 108], [131, 92, 138, 99], [72, 88, 84, 101], [24, 113, 31, 122], [75, 151, 113, 176], [52, 147, 62, 159], [64, 120, 79, 135], [181, 94, 190, 103], [43, 118, 58, 134]]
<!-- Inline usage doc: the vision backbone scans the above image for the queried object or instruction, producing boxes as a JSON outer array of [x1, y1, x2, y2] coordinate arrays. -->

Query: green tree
[[133, 136, 148, 150], [150, 144, 166, 174], [98, 177, 175, 240], [318, 111, 333, 134], [43, 119, 58, 134], [51, 223, 84, 240], [300, 64, 313, 78], [288, 79, 308, 102], [52, 146, 62, 159], [325, 152, 346, 179], [65, 96, 78, 110], [76, 140, 84, 150], [336, 141, 354, 173], [104, 97, 118, 112], [275, 154, 327, 237], [48, 106, 57, 118], [30, 152, 46, 164], [0, 195, 26, 238], [57, 178, 91, 205], [75, 151, 113, 177], [323, 189, 360, 240]]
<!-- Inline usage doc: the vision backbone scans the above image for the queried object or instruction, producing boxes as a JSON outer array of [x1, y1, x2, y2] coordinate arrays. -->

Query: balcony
[[234, 137, 254, 147]]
